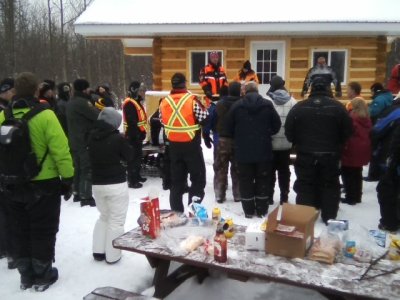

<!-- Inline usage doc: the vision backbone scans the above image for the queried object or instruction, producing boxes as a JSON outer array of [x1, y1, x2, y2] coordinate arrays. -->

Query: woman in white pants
[[88, 107, 133, 264]]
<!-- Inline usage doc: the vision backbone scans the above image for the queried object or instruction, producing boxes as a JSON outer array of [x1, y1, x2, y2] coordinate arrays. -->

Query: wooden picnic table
[[113, 225, 400, 300]]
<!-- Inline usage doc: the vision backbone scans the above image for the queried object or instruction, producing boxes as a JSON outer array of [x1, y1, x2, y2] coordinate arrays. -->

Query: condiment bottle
[[214, 226, 227, 263]]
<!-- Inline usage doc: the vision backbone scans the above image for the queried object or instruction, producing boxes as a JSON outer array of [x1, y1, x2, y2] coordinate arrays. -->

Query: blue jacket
[[369, 90, 393, 119], [203, 102, 219, 145]]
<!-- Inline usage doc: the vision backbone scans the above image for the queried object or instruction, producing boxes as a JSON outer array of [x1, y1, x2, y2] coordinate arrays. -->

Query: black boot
[[16, 257, 34, 290], [8, 256, 18, 269], [138, 176, 147, 183], [32, 259, 59, 292], [80, 197, 96, 207], [128, 182, 143, 189]]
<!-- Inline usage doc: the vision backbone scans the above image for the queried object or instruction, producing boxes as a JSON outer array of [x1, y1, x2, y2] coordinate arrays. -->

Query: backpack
[[0, 102, 48, 192]]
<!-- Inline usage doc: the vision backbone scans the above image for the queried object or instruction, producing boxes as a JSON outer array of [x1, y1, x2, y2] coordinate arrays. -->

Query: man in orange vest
[[122, 81, 148, 189], [199, 51, 228, 107], [160, 73, 209, 212]]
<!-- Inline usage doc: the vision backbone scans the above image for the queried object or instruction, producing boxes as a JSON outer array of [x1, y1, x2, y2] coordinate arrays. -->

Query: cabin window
[[311, 50, 347, 84], [256, 49, 278, 84], [190, 50, 223, 85]]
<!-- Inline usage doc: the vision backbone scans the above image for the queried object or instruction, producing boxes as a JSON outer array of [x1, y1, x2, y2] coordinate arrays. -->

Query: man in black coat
[[66, 79, 99, 207], [122, 81, 147, 189], [226, 81, 281, 218], [285, 77, 352, 224]]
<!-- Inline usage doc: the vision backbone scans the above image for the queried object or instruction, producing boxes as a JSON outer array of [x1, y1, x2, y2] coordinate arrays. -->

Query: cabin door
[[251, 41, 286, 97]]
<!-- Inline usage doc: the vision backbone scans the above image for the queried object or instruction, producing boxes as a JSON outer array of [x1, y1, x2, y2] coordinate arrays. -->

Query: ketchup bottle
[[214, 226, 227, 263]]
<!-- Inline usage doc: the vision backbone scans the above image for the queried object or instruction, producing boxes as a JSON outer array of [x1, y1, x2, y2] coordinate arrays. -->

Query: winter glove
[[205, 90, 213, 99], [211, 95, 220, 101], [335, 91, 342, 98], [203, 134, 213, 149], [60, 177, 73, 201]]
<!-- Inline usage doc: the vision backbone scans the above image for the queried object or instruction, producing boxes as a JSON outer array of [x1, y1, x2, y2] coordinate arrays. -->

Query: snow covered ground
[[0, 145, 386, 300]]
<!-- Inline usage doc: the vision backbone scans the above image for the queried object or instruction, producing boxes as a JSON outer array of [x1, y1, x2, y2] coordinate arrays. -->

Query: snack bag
[[138, 193, 161, 239], [188, 202, 208, 225]]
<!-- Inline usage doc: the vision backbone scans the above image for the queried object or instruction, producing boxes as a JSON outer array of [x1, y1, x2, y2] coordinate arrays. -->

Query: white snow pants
[[92, 182, 129, 263]]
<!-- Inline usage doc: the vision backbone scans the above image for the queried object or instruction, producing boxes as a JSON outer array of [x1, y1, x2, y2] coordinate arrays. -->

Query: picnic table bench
[[83, 286, 157, 300], [113, 225, 400, 300]]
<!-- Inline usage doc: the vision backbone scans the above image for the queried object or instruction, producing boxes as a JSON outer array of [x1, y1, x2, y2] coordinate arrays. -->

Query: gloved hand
[[203, 134, 213, 149], [60, 177, 73, 201], [211, 95, 220, 101], [335, 91, 342, 98], [205, 90, 213, 99]]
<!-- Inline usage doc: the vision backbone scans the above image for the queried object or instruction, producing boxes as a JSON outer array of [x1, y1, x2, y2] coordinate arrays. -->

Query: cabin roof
[[75, 0, 400, 36]]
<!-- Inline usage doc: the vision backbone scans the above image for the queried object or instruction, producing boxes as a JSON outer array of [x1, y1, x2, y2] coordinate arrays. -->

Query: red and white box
[[139, 195, 160, 239]]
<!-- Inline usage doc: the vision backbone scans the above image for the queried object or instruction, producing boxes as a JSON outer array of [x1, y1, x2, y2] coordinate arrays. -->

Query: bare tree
[[0, 0, 152, 99], [0, 0, 16, 76]]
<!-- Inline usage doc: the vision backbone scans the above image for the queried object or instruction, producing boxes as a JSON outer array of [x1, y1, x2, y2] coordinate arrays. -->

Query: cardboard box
[[139, 196, 160, 239], [245, 222, 266, 251], [266, 203, 319, 258]]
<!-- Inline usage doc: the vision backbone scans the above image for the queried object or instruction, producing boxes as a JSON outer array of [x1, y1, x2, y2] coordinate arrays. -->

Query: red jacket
[[387, 64, 400, 94], [341, 113, 372, 167]]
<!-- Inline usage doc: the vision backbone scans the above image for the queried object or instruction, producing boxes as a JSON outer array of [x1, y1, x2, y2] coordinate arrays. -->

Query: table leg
[[146, 256, 208, 299]]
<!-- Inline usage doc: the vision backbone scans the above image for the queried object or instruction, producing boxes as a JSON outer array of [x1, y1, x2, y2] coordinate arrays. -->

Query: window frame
[[310, 49, 348, 84], [188, 49, 224, 86]]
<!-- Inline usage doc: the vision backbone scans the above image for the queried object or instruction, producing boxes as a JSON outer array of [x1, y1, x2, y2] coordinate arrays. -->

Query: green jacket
[[0, 106, 74, 181], [66, 92, 99, 151]]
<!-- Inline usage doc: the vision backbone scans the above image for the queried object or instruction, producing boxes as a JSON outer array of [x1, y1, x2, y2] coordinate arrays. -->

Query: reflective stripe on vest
[[161, 93, 200, 142], [122, 98, 147, 133]]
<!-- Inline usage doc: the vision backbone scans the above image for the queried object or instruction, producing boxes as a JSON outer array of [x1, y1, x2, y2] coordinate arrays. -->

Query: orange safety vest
[[160, 93, 200, 142], [122, 97, 147, 133]]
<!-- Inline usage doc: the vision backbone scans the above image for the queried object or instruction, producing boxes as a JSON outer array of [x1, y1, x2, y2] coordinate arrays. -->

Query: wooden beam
[[124, 47, 153, 56]]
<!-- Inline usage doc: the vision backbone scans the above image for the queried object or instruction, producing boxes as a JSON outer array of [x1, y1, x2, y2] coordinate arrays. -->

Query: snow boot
[[81, 197, 96, 207], [93, 253, 106, 261], [32, 259, 58, 292], [128, 182, 142, 189], [8, 256, 17, 269], [17, 258, 34, 290]]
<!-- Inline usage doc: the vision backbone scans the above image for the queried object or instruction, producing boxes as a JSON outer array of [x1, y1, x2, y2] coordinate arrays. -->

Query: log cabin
[[74, 0, 400, 100]]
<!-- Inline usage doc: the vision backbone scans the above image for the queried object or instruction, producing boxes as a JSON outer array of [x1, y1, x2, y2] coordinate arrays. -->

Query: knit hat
[[129, 81, 141, 94], [57, 82, 71, 101], [210, 51, 219, 60], [171, 73, 186, 88], [243, 60, 251, 70], [73, 79, 90, 92], [370, 82, 384, 94], [268, 75, 285, 93], [0, 78, 14, 93], [43, 79, 55, 91], [310, 76, 328, 93], [39, 81, 53, 98], [98, 107, 122, 130], [228, 81, 241, 97]]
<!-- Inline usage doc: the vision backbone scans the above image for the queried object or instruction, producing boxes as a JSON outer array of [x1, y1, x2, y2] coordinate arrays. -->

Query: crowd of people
[[0, 54, 400, 292]]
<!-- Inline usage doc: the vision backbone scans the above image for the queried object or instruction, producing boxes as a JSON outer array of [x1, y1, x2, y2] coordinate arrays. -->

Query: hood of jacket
[[372, 90, 393, 100], [268, 89, 291, 105], [90, 120, 118, 141], [223, 95, 241, 104], [241, 92, 269, 113]]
